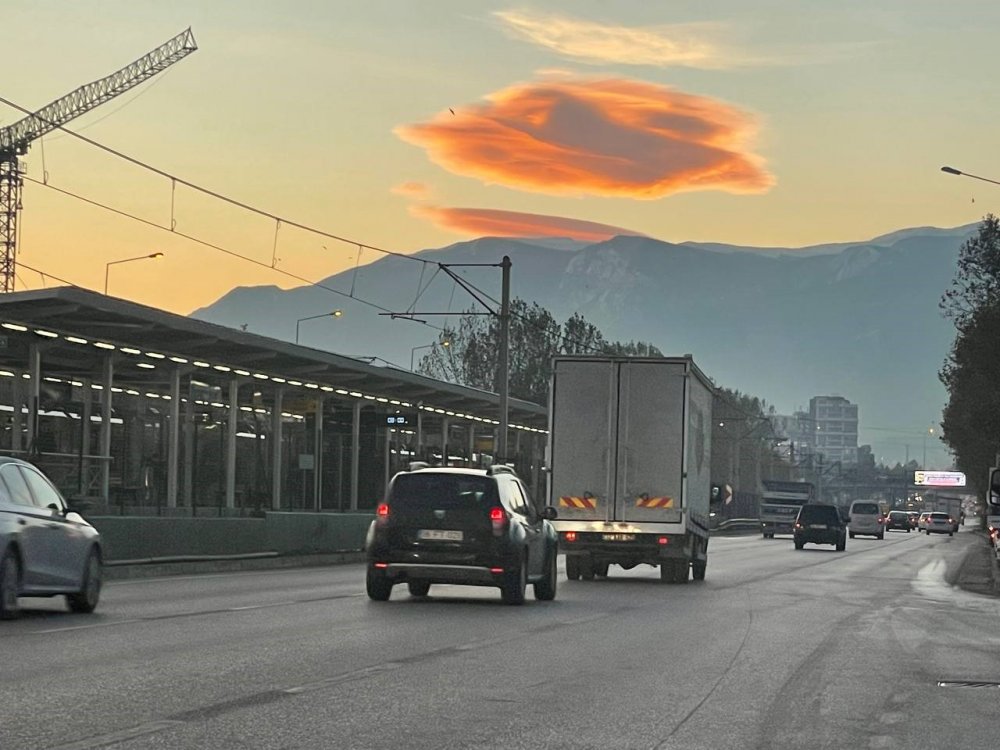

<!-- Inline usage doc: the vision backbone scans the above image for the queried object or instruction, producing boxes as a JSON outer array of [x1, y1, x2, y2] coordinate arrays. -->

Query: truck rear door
[[617, 361, 686, 524], [549, 359, 616, 522]]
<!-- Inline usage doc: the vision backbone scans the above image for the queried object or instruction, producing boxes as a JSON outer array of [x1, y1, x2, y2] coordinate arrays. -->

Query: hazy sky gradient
[[3, 0, 998, 315]]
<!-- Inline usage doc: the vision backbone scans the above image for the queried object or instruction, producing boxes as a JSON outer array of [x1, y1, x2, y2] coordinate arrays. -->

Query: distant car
[[924, 512, 954, 536], [918, 512, 931, 530], [365, 463, 559, 605], [793, 504, 847, 551], [885, 510, 911, 532], [907, 511, 920, 529], [848, 500, 884, 539], [0, 456, 103, 620]]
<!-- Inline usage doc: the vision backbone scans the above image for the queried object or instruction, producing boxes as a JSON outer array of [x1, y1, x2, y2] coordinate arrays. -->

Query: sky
[[3, 0, 998, 322]]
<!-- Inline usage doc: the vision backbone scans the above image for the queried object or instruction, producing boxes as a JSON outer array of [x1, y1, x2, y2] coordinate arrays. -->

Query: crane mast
[[0, 28, 197, 292]]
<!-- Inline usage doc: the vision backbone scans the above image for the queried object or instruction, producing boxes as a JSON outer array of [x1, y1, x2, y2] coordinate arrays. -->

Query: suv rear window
[[389, 473, 496, 510], [851, 502, 879, 515], [929, 512, 949, 520], [889, 511, 907, 519], [797, 505, 840, 523]]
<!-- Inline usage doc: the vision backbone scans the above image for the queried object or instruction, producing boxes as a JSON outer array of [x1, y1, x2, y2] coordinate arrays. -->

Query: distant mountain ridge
[[192, 224, 977, 462]]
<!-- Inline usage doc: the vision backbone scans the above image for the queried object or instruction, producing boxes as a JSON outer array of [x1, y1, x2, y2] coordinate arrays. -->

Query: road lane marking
[[284, 662, 404, 694], [46, 720, 184, 749], [36, 618, 144, 634]]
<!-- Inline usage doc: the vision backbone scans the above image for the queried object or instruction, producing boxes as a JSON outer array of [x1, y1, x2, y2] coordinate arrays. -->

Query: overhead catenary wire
[[23, 176, 447, 333]]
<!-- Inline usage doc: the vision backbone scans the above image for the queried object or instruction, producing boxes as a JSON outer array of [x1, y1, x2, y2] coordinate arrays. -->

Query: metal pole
[[10, 369, 22, 453], [80, 379, 92, 495], [350, 400, 361, 510], [99, 355, 113, 504], [225, 377, 239, 509], [26, 344, 40, 452], [271, 387, 283, 510], [183, 380, 194, 506], [416, 408, 423, 460], [313, 395, 324, 511], [497, 255, 511, 462], [166, 368, 180, 508]]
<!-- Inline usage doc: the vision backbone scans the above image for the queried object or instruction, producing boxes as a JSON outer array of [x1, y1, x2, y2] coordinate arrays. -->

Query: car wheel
[[949, 532, 953, 537], [878, 533, 884, 540], [692, 560, 707, 581], [580, 559, 595, 581], [407, 581, 431, 597], [926, 530, 931, 535], [366, 566, 393, 601], [849, 532, 855, 539], [0, 549, 21, 621], [67, 549, 102, 614], [565, 555, 581, 581], [836, 538, 846, 551], [794, 540, 804, 550], [534, 549, 557, 601], [501, 554, 527, 605], [594, 562, 610, 577]]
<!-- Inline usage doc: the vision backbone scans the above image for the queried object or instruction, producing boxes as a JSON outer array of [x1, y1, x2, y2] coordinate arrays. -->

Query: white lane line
[[36, 618, 144, 634], [227, 600, 297, 611], [283, 662, 404, 694], [46, 720, 184, 749]]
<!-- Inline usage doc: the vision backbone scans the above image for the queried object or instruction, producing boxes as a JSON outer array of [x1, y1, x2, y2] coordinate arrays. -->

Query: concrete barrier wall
[[90, 512, 373, 562]]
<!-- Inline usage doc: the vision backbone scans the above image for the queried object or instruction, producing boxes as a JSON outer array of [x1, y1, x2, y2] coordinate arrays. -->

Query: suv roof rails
[[487, 464, 517, 476], [408, 461, 431, 471]]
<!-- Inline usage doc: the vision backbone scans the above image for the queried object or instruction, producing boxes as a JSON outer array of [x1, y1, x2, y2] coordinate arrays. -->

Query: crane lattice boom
[[0, 28, 197, 292]]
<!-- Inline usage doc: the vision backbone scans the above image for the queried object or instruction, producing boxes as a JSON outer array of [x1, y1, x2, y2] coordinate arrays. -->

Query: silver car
[[848, 500, 884, 539], [924, 511, 955, 537], [0, 456, 103, 619]]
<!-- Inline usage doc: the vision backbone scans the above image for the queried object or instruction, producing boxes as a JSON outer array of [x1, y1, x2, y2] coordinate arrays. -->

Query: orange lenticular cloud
[[390, 181, 431, 199], [411, 204, 645, 242], [396, 77, 773, 199]]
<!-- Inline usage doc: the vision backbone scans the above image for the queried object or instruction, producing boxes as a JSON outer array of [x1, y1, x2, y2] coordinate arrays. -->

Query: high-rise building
[[809, 395, 859, 466]]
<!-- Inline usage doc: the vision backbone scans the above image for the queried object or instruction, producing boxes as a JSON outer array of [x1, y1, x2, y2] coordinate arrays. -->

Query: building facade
[[809, 395, 859, 466]]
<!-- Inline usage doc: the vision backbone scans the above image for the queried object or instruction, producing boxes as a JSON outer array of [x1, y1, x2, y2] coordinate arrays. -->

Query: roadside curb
[[954, 532, 1000, 597], [104, 551, 366, 580]]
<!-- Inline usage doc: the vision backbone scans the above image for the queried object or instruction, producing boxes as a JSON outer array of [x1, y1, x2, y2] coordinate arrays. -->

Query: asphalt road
[[2, 528, 997, 750]]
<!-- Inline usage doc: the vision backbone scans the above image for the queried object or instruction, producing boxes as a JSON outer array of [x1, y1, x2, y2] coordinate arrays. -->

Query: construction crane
[[0, 28, 197, 293]]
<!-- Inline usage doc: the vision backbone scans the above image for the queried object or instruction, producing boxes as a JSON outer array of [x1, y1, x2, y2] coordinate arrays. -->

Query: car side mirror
[[541, 506, 558, 521]]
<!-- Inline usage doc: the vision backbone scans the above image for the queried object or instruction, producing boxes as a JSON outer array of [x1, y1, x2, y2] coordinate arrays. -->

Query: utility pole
[[497, 255, 511, 463]]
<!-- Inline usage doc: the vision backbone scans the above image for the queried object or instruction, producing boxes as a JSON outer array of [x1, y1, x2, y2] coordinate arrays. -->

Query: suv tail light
[[376, 503, 389, 523], [490, 506, 508, 536]]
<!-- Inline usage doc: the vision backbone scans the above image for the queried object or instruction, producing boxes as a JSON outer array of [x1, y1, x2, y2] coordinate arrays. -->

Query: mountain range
[[192, 224, 978, 464]]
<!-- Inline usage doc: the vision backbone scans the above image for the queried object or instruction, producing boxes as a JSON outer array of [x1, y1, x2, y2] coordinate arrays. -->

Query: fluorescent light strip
[[33, 329, 58, 338], [66, 336, 88, 345], [1, 323, 27, 332], [120, 347, 142, 355], [146, 352, 166, 360]]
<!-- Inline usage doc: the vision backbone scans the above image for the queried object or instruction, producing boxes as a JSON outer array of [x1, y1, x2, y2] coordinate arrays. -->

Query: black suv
[[793, 503, 847, 551], [884, 510, 911, 532], [365, 464, 559, 605]]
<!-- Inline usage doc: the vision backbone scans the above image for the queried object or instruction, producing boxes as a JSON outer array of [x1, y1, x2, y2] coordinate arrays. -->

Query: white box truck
[[547, 356, 713, 583]]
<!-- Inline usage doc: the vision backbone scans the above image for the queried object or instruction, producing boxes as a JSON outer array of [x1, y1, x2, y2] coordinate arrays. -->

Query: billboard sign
[[913, 470, 966, 487]]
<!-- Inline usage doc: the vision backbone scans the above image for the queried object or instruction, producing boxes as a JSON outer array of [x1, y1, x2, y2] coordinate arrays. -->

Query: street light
[[295, 310, 343, 344], [411, 339, 450, 372], [923, 427, 935, 469], [104, 252, 163, 295], [940, 165, 1000, 187]]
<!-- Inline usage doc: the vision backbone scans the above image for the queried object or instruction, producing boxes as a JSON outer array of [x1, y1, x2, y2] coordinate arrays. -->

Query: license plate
[[601, 533, 635, 542], [417, 529, 463, 541], [809, 524, 827, 530]]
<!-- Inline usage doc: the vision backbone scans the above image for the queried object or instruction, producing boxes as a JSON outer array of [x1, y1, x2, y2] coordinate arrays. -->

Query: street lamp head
[[332, 309, 343, 317], [940, 166, 962, 176], [149, 252, 164, 259], [441, 339, 451, 347]]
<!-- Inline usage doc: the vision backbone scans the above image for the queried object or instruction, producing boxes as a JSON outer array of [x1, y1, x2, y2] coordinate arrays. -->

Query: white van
[[849, 500, 884, 539]]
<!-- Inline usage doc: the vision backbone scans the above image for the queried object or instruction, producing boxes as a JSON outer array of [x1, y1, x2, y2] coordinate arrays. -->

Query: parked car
[[365, 463, 559, 605], [884, 510, 911, 532], [924, 512, 955, 536], [848, 500, 884, 539], [0, 456, 103, 620], [793, 504, 847, 551]]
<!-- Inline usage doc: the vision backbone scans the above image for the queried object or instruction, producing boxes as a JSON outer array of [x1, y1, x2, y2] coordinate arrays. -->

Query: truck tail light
[[657, 536, 669, 545], [564, 531, 577, 542]]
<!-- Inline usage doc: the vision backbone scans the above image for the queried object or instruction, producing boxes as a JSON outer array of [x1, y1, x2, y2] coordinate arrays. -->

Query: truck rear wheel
[[565, 555, 581, 580], [580, 560, 595, 581], [692, 560, 706, 581], [594, 562, 609, 577], [660, 561, 688, 583]]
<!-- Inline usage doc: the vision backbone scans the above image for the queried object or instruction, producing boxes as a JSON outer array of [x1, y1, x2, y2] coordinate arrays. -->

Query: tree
[[417, 299, 661, 403], [939, 215, 1000, 497]]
